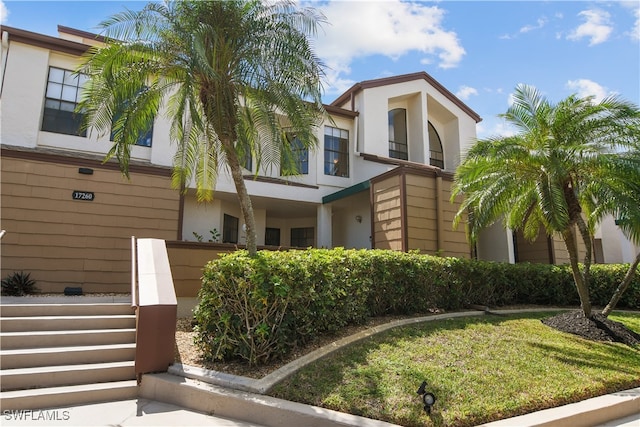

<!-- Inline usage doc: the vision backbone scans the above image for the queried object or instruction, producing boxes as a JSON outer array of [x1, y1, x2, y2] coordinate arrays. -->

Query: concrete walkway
[[0, 398, 264, 426]]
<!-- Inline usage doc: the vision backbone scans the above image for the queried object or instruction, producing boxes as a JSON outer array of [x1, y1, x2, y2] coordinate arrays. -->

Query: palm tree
[[78, 0, 326, 256], [452, 84, 640, 318]]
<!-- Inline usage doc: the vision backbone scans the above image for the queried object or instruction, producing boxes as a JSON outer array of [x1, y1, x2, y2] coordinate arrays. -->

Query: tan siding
[[1, 155, 180, 293], [550, 224, 588, 265], [405, 173, 438, 253], [516, 229, 551, 263], [439, 181, 469, 258], [372, 176, 403, 250], [404, 172, 469, 258], [167, 244, 229, 298]]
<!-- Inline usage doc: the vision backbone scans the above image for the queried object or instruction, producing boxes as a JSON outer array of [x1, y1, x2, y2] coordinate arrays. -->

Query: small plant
[[192, 231, 204, 242], [1, 271, 38, 296], [209, 228, 220, 242]]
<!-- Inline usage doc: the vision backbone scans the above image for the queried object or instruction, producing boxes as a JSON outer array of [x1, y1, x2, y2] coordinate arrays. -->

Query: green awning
[[322, 180, 370, 204]]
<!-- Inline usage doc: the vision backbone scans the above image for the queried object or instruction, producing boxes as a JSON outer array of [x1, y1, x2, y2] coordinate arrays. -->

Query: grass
[[268, 311, 640, 427]]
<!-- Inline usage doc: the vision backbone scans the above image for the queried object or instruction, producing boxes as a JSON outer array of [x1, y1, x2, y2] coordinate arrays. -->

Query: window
[[324, 126, 349, 177], [109, 87, 153, 147], [290, 227, 314, 247], [281, 134, 308, 175], [265, 228, 281, 246], [428, 122, 444, 169], [388, 108, 408, 160], [110, 119, 153, 147], [41, 67, 88, 136], [223, 214, 239, 244], [244, 151, 252, 172]]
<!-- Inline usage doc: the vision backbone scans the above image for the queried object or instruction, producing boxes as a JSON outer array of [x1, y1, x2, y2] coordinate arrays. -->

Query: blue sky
[[1, 0, 639, 138]]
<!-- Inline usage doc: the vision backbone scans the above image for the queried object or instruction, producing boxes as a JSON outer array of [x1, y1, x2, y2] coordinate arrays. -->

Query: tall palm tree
[[78, 0, 326, 256], [452, 84, 640, 318]]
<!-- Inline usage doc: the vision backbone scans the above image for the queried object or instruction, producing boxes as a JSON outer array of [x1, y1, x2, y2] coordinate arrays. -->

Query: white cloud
[[0, 1, 9, 24], [520, 17, 547, 34], [456, 85, 478, 100], [622, 2, 640, 41], [567, 9, 613, 45], [315, 0, 465, 94], [566, 79, 613, 103]]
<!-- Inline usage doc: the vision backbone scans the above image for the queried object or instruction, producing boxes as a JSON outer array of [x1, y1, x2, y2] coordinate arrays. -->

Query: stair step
[[0, 380, 138, 411], [0, 343, 136, 369], [1, 361, 136, 391], [0, 328, 136, 349], [0, 303, 133, 317], [0, 315, 136, 332]]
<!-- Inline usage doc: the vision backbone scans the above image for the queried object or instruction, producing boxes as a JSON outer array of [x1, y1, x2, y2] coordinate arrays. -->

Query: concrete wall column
[[317, 204, 332, 248]]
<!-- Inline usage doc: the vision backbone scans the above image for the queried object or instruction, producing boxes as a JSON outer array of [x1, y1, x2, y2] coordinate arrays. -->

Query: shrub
[[194, 248, 640, 365], [1, 271, 38, 296]]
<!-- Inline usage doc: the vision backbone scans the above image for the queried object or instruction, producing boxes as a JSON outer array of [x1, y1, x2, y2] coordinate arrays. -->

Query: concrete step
[[0, 328, 136, 349], [1, 361, 136, 391], [0, 343, 136, 369], [0, 315, 136, 332], [0, 303, 134, 317], [0, 380, 139, 411]]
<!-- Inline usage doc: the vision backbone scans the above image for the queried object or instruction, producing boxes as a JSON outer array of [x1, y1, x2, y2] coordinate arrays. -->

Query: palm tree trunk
[[221, 138, 258, 257], [561, 227, 592, 318], [602, 252, 640, 317]]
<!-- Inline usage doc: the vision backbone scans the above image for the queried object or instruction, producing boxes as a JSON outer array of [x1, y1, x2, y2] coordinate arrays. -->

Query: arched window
[[388, 108, 408, 160], [428, 122, 444, 168]]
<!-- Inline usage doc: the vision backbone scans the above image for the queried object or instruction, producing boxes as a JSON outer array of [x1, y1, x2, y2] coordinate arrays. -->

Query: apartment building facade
[[1, 25, 634, 294]]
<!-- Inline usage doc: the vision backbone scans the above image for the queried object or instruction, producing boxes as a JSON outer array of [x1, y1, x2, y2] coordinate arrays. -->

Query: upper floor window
[[110, 87, 153, 147], [41, 67, 88, 136], [243, 151, 253, 172], [281, 134, 308, 176], [324, 126, 349, 177], [388, 108, 408, 160], [428, 122, 444, 169]]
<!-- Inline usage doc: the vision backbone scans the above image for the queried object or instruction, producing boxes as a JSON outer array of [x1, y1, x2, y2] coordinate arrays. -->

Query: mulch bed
[[542, 311, 640, 346]]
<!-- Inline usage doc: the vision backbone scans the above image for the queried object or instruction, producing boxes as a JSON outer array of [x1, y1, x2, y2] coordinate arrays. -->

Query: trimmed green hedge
[[194, 249, 639, 365]]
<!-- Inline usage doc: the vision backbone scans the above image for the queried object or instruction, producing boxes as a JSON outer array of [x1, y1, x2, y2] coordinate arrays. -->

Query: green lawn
[[269, 311, 640, 427]]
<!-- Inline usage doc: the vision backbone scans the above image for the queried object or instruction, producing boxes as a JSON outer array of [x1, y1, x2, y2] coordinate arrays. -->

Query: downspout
[[1, 31, 9, 98], [353, 115, 360, 155]]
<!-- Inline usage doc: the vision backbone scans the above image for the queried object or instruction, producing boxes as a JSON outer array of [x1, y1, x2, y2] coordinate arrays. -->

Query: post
[[134, 239, 178, 377]]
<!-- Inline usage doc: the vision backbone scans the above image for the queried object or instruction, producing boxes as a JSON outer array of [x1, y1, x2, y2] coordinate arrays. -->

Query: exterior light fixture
[[417, 380, 436, 414], [78, 167, 94, 175]]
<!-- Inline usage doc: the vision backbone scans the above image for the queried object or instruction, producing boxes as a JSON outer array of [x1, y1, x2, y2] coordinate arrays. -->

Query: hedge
[[193, 248, 639, 365]]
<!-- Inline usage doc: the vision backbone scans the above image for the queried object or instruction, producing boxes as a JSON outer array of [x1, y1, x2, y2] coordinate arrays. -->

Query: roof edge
[[0, 25, 90, 56], [330, 71, 482, 123]]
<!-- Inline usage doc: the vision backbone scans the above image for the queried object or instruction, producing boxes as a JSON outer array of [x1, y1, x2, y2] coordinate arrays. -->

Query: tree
[[452, 84, 640, 318], [78, 0, 326, 256]]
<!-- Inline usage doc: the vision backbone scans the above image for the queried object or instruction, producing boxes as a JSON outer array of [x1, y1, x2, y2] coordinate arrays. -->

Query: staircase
[[0, 302, 138, 410]]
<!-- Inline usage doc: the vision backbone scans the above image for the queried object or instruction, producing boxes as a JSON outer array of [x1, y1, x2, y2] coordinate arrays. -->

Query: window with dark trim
[[428, 121, 444, 169], [290, 227, 314, 247], [265, 227, 281, 246], [324, 126, 349, 177], [388, 108, 408, 160], [281, 134, 308, 175], [110, 87, 154, 147], [41, 67, 87, 136], [223, 214, 239, 244]]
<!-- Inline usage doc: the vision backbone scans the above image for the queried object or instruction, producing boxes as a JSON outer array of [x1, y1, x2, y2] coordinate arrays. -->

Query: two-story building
[[1, 25, 636, 296]]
